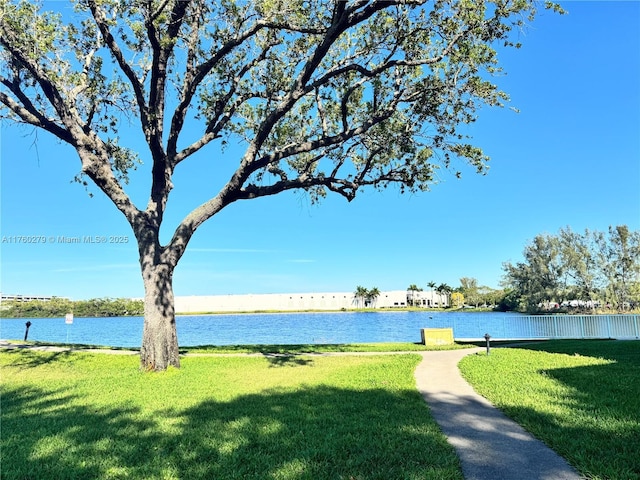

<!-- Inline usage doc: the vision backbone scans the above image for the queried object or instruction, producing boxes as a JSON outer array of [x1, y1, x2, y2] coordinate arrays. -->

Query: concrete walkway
[[0, 340, 138, 355], [414, 348, 583, 480]]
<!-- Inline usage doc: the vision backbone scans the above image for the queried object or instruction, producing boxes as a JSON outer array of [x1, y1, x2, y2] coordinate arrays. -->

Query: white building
[[174, 290, 447, 313], [406, 290, 448, 308]]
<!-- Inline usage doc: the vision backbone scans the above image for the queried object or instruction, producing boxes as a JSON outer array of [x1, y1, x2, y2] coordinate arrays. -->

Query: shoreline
[[4, 307, 640, 319], [0, 306, 462, 319]]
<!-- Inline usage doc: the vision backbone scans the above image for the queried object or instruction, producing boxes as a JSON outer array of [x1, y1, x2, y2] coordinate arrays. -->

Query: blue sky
[[1, 1, 639, 300]]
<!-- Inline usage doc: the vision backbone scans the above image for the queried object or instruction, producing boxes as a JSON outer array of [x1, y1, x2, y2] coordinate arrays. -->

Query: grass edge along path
[[458, 340, 640, 480], [1, 348, 464, 480]]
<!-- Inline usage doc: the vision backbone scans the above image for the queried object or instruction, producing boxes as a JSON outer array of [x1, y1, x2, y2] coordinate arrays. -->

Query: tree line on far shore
[[1, 297, 144, 318], [501, 225, 639, 312]]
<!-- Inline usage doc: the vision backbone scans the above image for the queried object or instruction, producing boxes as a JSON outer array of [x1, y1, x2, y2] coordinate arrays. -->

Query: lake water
[[0, 311, 524, 347]]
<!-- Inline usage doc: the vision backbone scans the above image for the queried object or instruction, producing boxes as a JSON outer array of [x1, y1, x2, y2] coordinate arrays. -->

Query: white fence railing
[[489, 314, 639, 340], [436, 314, 640, 341]]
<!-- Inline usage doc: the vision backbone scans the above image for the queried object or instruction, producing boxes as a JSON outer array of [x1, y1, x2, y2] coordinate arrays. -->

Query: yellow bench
[[421, 328, 454, 345]]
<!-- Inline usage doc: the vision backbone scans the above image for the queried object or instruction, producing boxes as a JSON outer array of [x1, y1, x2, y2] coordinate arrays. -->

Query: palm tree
[[436, 283, 453, 308], [354, 285, 368, 309], [426, 281, 437, 307], [407, 284, 423, 307], [366, 287, 380, 308]]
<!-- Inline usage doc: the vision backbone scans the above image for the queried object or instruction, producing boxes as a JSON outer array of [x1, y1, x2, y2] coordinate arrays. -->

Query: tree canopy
[[502, 226, 640, 312], [0, 0, 562, 370]]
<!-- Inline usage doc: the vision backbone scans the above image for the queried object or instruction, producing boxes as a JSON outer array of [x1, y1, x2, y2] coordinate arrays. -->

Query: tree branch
[[169, 2, 420, 237], [87, 0, 149, 136], [0, 78, 73, 143], [167, 18, 273, 163], [0, 13, 142, 228], [141, 0, 191, 228], [0, 30, 77, 135]]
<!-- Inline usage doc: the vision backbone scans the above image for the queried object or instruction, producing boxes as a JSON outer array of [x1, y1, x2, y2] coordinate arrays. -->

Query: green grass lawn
[[1, 349, 463, 480], [459, 340, 640, 480]]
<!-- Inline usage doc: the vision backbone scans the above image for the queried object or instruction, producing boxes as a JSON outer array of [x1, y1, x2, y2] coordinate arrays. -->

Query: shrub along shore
[[1, 297, 144, 318]]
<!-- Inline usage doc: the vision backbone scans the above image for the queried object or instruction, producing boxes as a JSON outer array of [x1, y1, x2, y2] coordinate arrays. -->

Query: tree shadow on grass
[[497, 341, 640, 479], [261, 353, 315, 367], [493, 363, 640, 479], [183, 344, 333, 355], [0, 348, 75, 368], [1, 383, 462, 480]]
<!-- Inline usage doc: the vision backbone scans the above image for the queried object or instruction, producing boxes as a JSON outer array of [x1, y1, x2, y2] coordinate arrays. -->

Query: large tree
[[458, 276, 479, 306], [502, 226, 640, 312], [596, 225, 640, 310], [558, 226, 601, 306], [502, 233, 564, 310], [0, 0, 561, 370]]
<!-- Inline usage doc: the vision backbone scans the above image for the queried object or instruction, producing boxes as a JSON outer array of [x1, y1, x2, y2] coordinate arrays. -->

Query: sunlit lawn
[[459, 340, 640, 480], [1, 349, 463, 480]]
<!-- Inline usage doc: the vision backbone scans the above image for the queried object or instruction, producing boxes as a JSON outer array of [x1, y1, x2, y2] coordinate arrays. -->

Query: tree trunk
[[140, 260, 180, 371]]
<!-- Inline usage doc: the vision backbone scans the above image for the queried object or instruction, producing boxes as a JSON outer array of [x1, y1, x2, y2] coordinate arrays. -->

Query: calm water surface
[[0, 311, 524, 347]]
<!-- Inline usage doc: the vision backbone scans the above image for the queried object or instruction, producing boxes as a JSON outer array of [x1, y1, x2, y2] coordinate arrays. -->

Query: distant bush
[[1, 298, 144, 318]]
